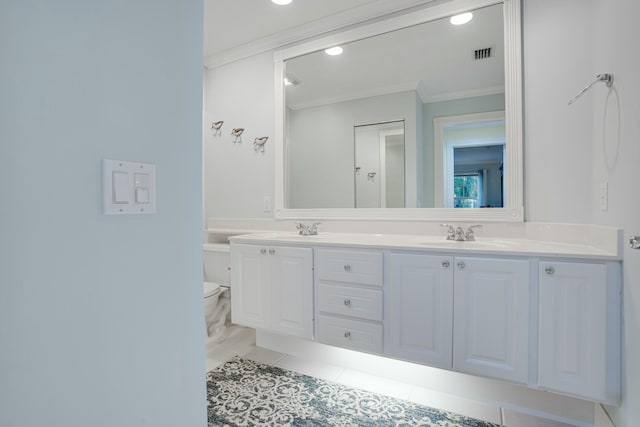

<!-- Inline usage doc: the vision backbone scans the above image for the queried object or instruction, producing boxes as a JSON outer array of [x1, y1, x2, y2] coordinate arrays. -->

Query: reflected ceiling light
[[284, 74, 301, 87], [325, 46, 343, 56], [450, 12, 473, 25], [272, 0, 292, 5]]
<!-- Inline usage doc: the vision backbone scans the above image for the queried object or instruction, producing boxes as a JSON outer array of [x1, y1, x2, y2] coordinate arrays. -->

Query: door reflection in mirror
[[354, 121, 405, 208], [434, 111, 505, 208]]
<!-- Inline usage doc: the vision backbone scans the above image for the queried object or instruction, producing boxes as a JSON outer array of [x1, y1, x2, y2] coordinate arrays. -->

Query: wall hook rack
[[211, 120, 224, 136], [253, 136, 268, 152], [568, 74, 614, 106], [231, 128, 244, 143]]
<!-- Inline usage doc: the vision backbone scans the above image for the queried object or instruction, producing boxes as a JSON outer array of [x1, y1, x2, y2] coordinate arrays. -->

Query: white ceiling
[[203, 0, 377, 58], [286, 3, 504, 107], [203, 0, 437, 67], [203, 1, 505, 106]]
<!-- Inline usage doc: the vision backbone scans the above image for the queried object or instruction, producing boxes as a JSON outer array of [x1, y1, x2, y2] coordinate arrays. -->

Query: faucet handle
[[440, 223, 456, 240], [465, 224, 483, 241], [295, 221, 309, 235]]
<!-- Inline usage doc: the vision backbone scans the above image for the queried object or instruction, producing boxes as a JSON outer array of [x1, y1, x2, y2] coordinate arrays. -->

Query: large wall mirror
[[274, 0, 522, 221]]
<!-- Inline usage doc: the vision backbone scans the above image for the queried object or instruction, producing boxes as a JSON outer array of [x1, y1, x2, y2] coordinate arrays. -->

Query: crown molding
[[419, 84, 505, 103], [288, 81, 420, 111], [204, 0, 439, 69]]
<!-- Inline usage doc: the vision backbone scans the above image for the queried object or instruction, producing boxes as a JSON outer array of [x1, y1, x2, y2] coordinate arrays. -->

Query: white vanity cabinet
[[453, 257, 530, 384], [231, 244, 313, 339], [228, 230, 622, 405], [386, 253, 454, 369], [538, 260, 621, 404], [315, 248, 384, 354], [386, 253, 529, 383]]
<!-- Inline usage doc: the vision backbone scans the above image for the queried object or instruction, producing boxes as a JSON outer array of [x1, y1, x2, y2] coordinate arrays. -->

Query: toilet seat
[[203, 281, 221, 298]]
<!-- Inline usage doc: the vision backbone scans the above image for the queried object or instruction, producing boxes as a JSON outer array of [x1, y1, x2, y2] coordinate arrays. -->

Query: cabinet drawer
[[317, 283, 383, 321], [316, 249, 383, 286], [316, 314, 383, 354]]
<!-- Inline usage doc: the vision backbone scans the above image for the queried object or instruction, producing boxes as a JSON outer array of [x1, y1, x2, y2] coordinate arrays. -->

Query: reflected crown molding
[[420, 84, 505, 104], [204, 0, 438, 69], [288, 83, 506, 110]]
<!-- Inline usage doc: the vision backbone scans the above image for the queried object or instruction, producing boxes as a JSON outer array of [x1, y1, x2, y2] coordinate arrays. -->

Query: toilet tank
[[203, 243, 231, 286]]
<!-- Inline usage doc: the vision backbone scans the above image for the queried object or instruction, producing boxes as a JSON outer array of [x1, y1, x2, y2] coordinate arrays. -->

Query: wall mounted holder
[[253, 136, 269, 152], [211, 120, 224, 136], [568, 74, 614, 106], [231, 128, 244, 143]]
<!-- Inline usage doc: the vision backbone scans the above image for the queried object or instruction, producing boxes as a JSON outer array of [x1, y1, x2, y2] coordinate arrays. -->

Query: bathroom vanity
[[229, 230, 621, 405]]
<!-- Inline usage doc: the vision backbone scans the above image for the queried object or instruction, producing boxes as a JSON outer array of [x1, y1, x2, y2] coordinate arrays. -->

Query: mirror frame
[[274, 0, 523, 222]]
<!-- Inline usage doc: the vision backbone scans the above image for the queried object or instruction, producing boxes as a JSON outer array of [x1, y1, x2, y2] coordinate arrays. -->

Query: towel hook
[[568, 74, 614, 106]]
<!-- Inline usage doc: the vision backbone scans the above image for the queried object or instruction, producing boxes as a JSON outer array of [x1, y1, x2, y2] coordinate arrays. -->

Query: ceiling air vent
[[474, 47, 492, 60]]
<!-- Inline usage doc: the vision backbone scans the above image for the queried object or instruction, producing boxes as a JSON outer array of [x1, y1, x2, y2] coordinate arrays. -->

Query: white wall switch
[[112, 171, 130, 204], [103, 159, 156, 215], [600, 180, 608, 212], [263, 196, 272, 213]]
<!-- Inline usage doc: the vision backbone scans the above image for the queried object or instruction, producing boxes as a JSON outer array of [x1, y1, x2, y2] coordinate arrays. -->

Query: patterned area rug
[[206, 357, 500, 427]]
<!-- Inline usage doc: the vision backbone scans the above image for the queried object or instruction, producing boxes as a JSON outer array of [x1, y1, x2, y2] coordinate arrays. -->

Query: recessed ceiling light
[[450, 12, 473, 25], [325, 46, 343, 56], [272, 0, 292, 5]]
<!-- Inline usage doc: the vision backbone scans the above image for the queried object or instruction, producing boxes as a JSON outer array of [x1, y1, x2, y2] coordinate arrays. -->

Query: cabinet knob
[[344, 299, 351, 307], [457, 261, 465, 269], [344, 264, 351, 272], [344, 331, 352, 340], [442, 260, 450, 268], [260, 248, 267, 255], [545, 266, 555, 276], [269, 248, 275, 255]]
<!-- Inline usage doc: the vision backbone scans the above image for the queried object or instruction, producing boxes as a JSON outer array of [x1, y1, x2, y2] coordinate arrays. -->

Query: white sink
[[419, 238, 515, 249]]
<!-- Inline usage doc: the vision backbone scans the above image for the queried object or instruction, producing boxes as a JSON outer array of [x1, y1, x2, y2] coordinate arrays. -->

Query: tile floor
[[205, 324, 503, 425]]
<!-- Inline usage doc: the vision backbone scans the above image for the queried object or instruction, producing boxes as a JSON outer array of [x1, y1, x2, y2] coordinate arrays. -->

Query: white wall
[[203, 52, 275, 219], [0, 2, 206, 426], [590, 1, 640, 426], [524, 1, 640, 425], [522, 0, 594, 223]]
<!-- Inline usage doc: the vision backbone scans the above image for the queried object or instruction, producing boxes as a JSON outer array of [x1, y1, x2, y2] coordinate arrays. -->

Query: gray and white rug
[[206, 357, 500, 427]]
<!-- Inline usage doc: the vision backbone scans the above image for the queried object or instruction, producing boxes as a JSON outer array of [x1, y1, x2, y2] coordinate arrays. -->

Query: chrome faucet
[[295, 222, 321, 236], [464, 225, 482, 241], [441, 224, 482, 241]]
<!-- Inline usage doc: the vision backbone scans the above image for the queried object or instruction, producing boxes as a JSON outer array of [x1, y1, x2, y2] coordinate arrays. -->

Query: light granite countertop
[[229, 231, 622, 261]]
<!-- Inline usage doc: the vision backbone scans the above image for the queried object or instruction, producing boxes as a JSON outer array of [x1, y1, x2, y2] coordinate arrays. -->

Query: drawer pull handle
[[457, 261, 465, 269], [442, 260, 450, 268], [269, 248, 275, 255], [344, 299, 351, 307], [344, 264, 352, 272], [545, 266, 555, 276], [260, 248, 267, 255], [344, 331, 352, 340]]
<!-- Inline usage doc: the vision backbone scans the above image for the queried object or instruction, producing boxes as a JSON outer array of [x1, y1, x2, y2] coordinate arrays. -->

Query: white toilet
[[203, 243, 231, 342]]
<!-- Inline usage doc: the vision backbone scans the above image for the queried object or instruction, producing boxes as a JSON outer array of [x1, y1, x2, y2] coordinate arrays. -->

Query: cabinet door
[[269, 246, 313, 340], [386, 253, 454, 369], [453, 257, 529, 384], [230, 244, 269, 330], [538, 261, 611, 402]]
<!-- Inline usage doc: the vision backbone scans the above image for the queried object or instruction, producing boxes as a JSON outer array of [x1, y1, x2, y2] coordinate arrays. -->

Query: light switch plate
[[103, 159, 156, 215]]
